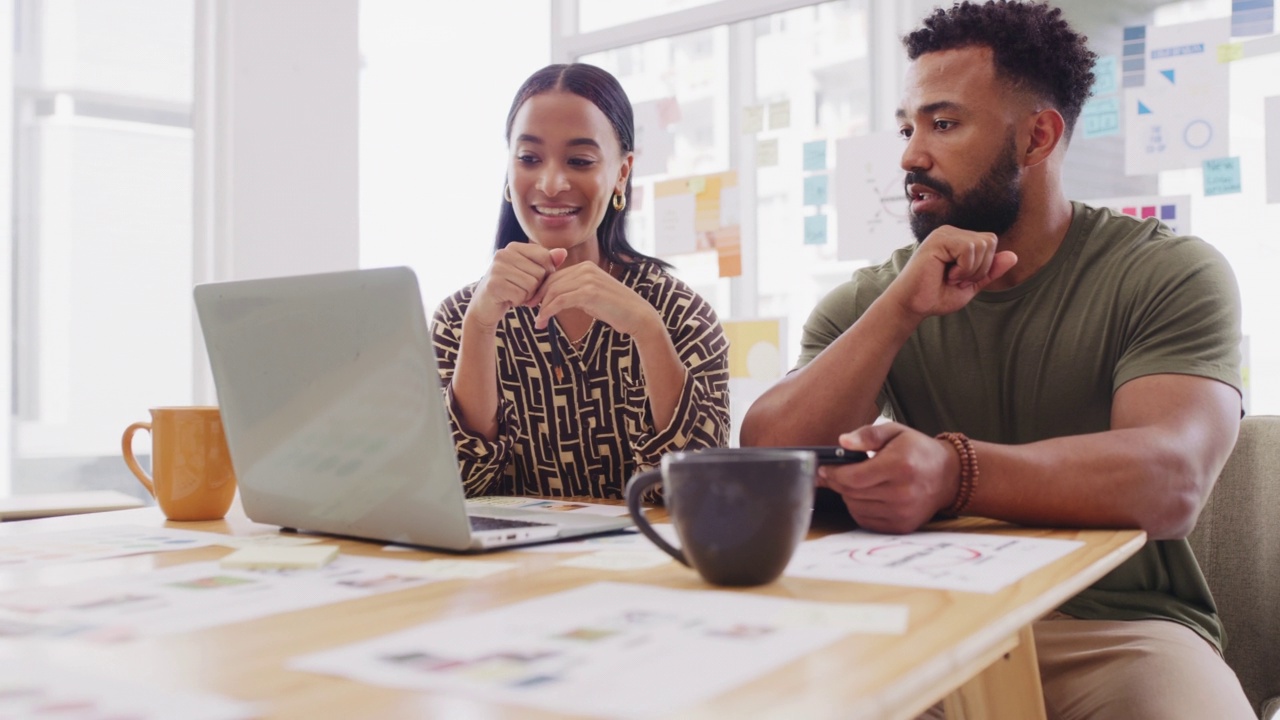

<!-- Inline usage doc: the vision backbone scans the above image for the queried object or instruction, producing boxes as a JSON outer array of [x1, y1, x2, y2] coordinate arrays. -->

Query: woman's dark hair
[[494, 63, 670, 270], [903, 1, 1097, 142]]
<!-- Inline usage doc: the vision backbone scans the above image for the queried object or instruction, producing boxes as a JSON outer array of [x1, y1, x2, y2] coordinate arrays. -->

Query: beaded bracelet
[[936, 432, 978, 517]]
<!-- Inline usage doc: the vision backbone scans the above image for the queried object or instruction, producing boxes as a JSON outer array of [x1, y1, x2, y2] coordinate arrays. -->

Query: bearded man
[[741, 2, 1252, 718]]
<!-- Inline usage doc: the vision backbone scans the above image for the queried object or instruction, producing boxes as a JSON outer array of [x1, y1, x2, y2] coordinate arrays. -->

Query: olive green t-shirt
[[797, 202, 1243, 650]]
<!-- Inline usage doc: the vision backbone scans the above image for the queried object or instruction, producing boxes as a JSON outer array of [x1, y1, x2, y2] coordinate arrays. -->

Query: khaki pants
[[920, 613, 1255, 720]]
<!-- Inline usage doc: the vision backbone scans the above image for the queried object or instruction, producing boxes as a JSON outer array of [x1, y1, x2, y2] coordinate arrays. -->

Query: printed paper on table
[[290, 582, 902, 719], [785, 530, 1083, 594], [0, 555, 445, 641], [0, 656, 259, 720], [0, 525, 224, 573]]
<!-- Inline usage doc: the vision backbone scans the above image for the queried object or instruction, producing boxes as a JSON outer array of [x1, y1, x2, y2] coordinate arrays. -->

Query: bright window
[[578, 0, 722, 33], [358, 0, 551, 314], [9, 0, 194, 487], [556, 0, 1280, 421]]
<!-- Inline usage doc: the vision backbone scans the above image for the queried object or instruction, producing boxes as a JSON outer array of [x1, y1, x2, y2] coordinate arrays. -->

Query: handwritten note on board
[[768, 100, 791, 130], [652, 172, 742, 277], [757, 138, 780, 167], [803, 174, 829, 207], [1082, 96, 1121, 139], [1092, 55, 1119, 96], [803, 140, 827, 171], [653, 192, 697, 255], [1203, 157, 1242, 196], [804, 214, 828, 245], [742, 104, 764, 134]]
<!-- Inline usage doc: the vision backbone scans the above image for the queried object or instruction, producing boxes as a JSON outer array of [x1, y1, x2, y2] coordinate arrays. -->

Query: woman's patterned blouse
[[431, 260, 730, 499]]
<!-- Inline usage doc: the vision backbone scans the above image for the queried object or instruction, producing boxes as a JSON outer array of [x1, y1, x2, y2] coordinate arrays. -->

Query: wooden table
[[0, 502, 1144, 719]]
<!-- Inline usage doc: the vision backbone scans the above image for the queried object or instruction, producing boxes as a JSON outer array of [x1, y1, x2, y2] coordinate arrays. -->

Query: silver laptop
[[193, 266, 633, 552]]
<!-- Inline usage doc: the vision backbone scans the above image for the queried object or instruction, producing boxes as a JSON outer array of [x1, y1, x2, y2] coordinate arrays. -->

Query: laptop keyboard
[[469, 515, 555, 531]]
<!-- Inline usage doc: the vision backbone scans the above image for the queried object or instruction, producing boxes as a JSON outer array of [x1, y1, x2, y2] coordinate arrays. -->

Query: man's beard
[[907, 133, 1022, 242]]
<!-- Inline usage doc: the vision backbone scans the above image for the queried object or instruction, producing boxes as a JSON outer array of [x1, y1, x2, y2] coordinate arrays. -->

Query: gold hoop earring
[[612, 192, 626, 212], [504, 184, 513, 203]]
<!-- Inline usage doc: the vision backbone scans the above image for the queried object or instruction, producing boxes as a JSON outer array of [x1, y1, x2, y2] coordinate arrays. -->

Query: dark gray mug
[[625, 448, 817, 587]]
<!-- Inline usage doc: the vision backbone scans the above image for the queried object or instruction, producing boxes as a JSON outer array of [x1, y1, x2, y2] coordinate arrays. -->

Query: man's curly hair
[[903, 1, 1097, 141]]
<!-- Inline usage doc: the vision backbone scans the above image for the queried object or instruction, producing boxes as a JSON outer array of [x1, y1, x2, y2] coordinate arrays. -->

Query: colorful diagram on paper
[[785, 531, 1084, 593], [0, 526, 219, 572]]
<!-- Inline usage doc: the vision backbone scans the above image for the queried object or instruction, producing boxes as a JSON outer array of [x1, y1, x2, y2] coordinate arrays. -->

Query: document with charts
[[0, 525, 224, 572], [0, 655, 259, 720], [290, 581, 906, 719], [785, 531, 1084, 593], [0, 554, 443, 641]]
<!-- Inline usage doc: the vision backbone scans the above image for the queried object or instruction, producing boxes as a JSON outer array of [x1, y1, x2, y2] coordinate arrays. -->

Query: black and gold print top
[[431, 260, 730, 499]]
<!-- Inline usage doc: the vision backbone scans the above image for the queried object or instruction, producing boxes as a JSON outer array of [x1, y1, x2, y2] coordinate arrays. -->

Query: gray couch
[[1188, 415, 1280, 719]]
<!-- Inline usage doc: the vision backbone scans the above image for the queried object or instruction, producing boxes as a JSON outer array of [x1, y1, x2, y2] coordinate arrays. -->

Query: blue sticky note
[[1092, 55, 1119, 97], [804, 174, 829, 206], [1081, 96, 1121, 139], [803, 140, 827, 171], [1232, 0, 1274, 37], [1203, 157, 1242, 196], [804, 214, 828, 245]]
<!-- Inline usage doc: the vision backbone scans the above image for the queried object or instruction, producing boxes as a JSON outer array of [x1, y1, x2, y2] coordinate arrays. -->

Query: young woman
[[431, 63, 730, 499]]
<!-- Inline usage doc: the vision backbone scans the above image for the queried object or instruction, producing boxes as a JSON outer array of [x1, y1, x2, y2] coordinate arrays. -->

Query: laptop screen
[[194, 266, 476, 549]]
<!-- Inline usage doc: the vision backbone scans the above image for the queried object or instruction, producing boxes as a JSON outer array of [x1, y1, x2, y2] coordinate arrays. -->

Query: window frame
[[549, 0, 910, 321]]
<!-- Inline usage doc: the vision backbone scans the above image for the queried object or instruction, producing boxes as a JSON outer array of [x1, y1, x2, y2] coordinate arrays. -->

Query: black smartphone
[[776, 447, 866, 519], [779, 446, 868, 465]]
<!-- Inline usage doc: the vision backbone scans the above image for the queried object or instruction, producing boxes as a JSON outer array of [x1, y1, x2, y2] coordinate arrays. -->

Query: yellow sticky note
[[1218, 42, 1244, 63], [757, 138, 780, 167], [714, 226, 742, 278], [722, 319, 783, 380], [219, 544, 339, 570], [768, 99, 791, 130]]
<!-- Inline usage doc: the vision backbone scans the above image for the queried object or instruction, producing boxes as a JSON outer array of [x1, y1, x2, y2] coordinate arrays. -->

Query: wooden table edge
[[858, 529, 1148, 720]]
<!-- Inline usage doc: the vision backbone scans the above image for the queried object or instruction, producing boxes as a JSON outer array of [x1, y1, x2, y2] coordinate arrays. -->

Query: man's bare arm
[[969, 374, 1240, 539], [741, 226, 1016, 447], [825, 374, 1240, 539], [739, 292, 913, 446]]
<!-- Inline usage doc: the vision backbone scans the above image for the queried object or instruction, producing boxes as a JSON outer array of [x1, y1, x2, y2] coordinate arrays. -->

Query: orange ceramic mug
[[122, 406, 238, 521]]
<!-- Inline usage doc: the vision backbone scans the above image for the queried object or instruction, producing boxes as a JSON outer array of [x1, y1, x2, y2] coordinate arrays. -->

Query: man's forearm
[[968, 431, 1202, 538], [740, 295, 921, 446], [962, 377, 1240, 539]]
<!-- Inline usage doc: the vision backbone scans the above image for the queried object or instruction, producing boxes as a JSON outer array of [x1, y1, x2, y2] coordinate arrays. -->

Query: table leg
[[943, 625, 1046, 720]]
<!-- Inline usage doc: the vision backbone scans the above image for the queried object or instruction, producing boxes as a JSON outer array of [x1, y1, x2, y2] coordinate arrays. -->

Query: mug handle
[[122, 422, 156, 498], [625, 469, 689, 568]]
